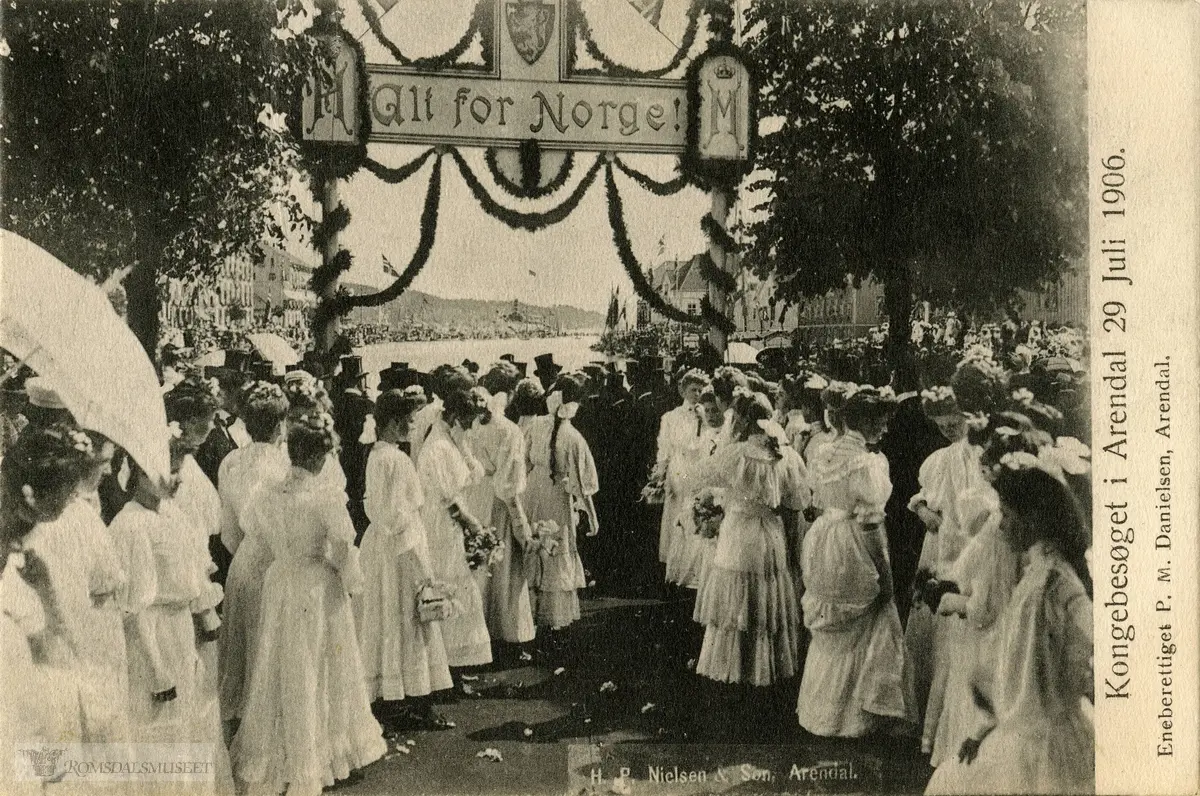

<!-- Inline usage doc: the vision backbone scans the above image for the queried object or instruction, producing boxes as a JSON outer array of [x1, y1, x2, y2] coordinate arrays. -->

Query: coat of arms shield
[[506, 1, 555, 65]]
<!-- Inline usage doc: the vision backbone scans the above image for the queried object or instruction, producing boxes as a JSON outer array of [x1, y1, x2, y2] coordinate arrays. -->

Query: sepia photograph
[[1, 0, 1189, 794]]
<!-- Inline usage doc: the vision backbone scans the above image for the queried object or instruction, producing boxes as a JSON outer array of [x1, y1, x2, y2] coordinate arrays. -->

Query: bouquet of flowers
[[463, 525, 505, 572], [692, 489, 724, 540], [640, 460, 667, 505], [527, 519, 561, 557]]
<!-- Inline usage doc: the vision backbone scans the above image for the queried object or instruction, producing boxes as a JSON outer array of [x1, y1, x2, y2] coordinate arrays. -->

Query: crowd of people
[[0, 320, 1094, 795]]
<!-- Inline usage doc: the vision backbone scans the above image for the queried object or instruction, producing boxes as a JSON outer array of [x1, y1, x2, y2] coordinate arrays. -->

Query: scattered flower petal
[[523, 728, 534, 737], [599, 681, 617, 693], [640, 703, 656, 713], [476, 747, 503, 762], [554, 667, 566, 676]]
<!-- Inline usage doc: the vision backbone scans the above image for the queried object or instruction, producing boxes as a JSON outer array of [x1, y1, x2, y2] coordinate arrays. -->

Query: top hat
[[224, 349, 252, 372], [379, 362, 420, 392], [533, 353, 562, 377], [337, 355, 365, 383], [499, 354, 516, 364]]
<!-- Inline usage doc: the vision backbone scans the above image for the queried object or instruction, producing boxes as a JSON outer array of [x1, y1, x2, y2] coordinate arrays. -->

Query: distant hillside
[[341, 284, 605, 332]]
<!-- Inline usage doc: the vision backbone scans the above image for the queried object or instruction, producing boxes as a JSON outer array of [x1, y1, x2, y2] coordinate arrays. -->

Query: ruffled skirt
[[354, 532, 453, 701], [691, 514, 800, 686], [524, 470, 586, 630], [665, 508, 707, 589], [231, 560, 385, 795]]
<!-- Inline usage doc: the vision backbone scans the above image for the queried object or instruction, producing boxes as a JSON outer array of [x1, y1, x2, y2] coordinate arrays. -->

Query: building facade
[[254, 245, 317, 329], [161, 254, 255, 330]]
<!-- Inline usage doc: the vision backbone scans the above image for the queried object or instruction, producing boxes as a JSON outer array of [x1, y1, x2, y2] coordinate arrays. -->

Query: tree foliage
[[1, 0, 322, 356], [740, 0, 1086, 379]]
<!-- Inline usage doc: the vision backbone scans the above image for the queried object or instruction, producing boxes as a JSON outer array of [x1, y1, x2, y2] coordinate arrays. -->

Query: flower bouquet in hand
[[463, 525, 505, 573], [417, 581, 458, 623], [640, 460, 667, 505], [692, 489, 724, 540]]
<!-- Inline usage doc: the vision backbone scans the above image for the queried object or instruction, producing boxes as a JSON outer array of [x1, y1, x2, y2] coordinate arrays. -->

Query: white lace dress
[[690, 436, 808, 686], [355, 441, 453, 701], [230, 467, 385, 795], [656, 403, 703, 563], [798, 432, 914, 737]]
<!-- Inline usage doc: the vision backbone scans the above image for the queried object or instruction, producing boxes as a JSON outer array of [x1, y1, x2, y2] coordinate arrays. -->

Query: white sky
[[327, 0, 715, 312]]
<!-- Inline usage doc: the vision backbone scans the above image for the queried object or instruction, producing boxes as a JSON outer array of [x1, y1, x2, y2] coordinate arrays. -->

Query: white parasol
[[0, 231, 172, 484], [724, 341, 761, 365], [246, 332, 300, 372]]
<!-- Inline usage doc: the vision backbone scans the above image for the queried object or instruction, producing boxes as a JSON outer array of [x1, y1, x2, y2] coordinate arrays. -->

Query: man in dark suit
[[331, 355, 375, 542], [195, 351, 251, 586]]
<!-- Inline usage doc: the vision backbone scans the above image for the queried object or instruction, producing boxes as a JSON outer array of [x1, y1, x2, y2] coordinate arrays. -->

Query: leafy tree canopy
[[740, 0, 1086, 335], [1, 0, 323, 352]]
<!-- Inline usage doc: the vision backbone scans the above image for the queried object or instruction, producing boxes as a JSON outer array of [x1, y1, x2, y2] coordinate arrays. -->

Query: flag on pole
[[529, 269, 537, 277], [656, 235, 666, 260], [627, 0, 666, 27], [382, 255, 401, 279]]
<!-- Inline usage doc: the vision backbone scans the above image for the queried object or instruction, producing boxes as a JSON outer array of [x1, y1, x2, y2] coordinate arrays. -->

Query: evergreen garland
[[612, 155, 689, 196], [701, 294, 735, 334], [310, 248, 354, 297], [603, 161, 696, 327], [700, 212, 741, 252], [311, 204, 351, 254], [357, 0, 494, 72], [566, 0, 706, 80], [484, 145, 576, 200], [448, 147, 604, 232], [697, 250, 738, 294], [343, 153, 445, 309], [362, 148, 437, 184]]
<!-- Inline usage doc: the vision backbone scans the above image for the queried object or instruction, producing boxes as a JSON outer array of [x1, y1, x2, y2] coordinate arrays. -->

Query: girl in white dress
[[691, 391, 808, 689], [109, 458, 207, 745], [472, 364, 537, 650], [522, 373, 599, 644], [217, 381, 290, 727], [709, 367, 749, 446], [417, 387, 493, 669], [231, 412, 385, 795], [805, 381, 850, 464], [655, 369, 710, 566], [798, 386, 915, 738], [926, 465, 1093, 795], [355, 387, 455, 730], [665, 388, 723, 590]]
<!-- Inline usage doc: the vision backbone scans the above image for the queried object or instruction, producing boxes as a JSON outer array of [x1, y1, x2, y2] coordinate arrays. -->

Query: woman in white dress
[[20, 429, 128, 743], [0, 423, 99, 752], [522, 373, 599, 648], [231, 412, 385, 795], [655, 369, 710, 566], [417, 387, 493, 669], [216, 381, 290, 728], [472, 364, 537, 652], [355, 386, 455, 730], [926, 465, 1093, 795], [798, 386, 915, 738], [709, 367, 749, 446], [690, 391, 807, 692]]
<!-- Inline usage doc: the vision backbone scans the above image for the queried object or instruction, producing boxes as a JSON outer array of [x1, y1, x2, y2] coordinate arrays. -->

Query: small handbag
[[416, 583, 455, 623]]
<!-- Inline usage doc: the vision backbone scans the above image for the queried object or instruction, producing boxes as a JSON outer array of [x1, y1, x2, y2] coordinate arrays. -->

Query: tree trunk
[[882, 259, 918, 391], [126, 223, 162, 372]]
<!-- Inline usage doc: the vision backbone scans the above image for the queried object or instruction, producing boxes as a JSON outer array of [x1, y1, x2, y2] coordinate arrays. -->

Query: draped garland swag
[[308, 0, 744, 339]]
